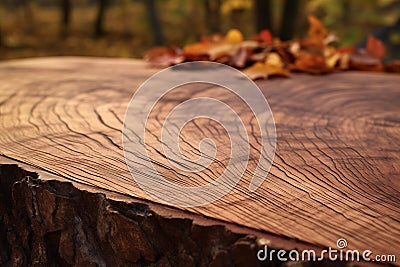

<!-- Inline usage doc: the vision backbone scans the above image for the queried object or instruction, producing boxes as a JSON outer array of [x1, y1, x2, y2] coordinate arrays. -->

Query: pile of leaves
[[144, 15, 400, 80]]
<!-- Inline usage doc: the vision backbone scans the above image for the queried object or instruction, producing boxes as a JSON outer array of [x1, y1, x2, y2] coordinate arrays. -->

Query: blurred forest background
[[0, 0, 399, 60]]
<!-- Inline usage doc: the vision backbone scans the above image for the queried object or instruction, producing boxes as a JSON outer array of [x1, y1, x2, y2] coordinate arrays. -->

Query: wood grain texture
[[0, 57, 399, 260]]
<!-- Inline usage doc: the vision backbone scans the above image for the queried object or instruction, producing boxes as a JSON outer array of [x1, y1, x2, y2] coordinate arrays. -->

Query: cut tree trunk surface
[[0, 57, 399, 265]]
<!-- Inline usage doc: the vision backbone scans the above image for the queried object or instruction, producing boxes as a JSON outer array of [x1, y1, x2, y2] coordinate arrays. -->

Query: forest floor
[[0, 2, 254, 60], [0, 4, 153, 60]]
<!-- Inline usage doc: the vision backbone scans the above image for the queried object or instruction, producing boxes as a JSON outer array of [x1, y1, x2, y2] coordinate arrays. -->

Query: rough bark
[[0, 164, 347, 266]]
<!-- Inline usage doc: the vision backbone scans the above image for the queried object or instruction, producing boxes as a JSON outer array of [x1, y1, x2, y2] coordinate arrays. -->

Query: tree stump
[[0, 57, 399, 266]]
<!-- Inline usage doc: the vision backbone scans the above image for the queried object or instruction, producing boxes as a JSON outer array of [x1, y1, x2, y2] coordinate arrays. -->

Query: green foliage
[[306, 0, 400, 45]]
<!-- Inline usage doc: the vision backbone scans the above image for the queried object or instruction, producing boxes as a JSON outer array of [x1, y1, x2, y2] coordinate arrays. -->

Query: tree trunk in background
[[94, 0, 108, 37], [60, 0, 71, 37], [341, 0, 351, 25], [17, 0, 34, 33], [0, 26, 3, 47], [205, 0, 221, 34], [254, 0, 272, 32], [279, 0, 300, 40], [146, 0, 163, 45]]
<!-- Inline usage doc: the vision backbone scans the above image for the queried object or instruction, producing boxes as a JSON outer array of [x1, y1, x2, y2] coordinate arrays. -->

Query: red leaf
[[337, 45, 356, 54], [366, 35, 385, 60], [254, 29, 273, 44], [200, 36, 211, 43], [385, 61, 400, 73], [144, 46, 184, 67], [349, 49, 383, 72]]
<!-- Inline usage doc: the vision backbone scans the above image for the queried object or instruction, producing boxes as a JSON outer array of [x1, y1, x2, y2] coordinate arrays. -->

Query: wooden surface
[[0, 57, 399, 260]]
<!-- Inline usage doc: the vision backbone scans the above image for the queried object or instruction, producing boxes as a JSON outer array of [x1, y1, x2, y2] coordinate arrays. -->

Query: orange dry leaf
[[183, 42, 212, 60], [243, 62, 269, 80], [291, 53, 331, 74], [303, 15, 327, 48], [207, 44, 238, 60], [326, 53, 341, 69], [265, 53, 289, 77], [243, 53, 289, 80], [144, 15, 398, 79], [265, 52, 284, 68], [225, 29, 244, 44], [366, 35, 386, 60], [339, 53, 350, 70], [184, 29, 245, 61]]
